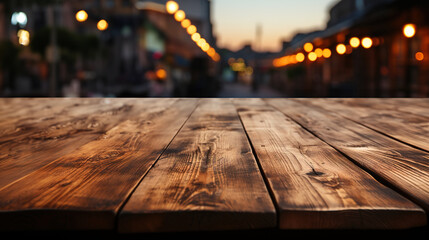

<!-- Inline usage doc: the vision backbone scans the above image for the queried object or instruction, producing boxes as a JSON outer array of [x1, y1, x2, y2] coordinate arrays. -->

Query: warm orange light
[[208, 48, 216, 57], [201, 43, 210, 52], [17, 29, 30, 46], [361, 37, 373, 49], [308, 52, 317, 62], [191, 33, 201, 42], [403, 24, 416, 38], [416, 52, 424, 61], [97, 19, 108, 31], [166, 1, 179, 14], [174, 10, 186, 22], [323, 48, 332, 58], [156, 69, 167, 80], [197, 38, 206, 48], [315, 48, 323, 58], [76, 10, 88, 22], [181, 19, 191, 28], [187, 25, 197, 35], [304, 43, 314, 52], [336, 44, 346, 55], [212, 53, 221, 62], [350, 37, 360, 48], [296, 53, 305, 62]]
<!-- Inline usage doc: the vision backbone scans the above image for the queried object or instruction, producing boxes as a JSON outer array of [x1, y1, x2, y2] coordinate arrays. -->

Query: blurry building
[[0, 0, 218, 97], [270, 0, 429, 97]]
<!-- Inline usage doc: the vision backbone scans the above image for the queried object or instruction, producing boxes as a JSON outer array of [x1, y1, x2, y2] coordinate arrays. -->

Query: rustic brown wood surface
[[0, 98, 198, 231], [234, 99, 425, 229], [0, 98, 428, 234], [266, 99, 429, 214], [118, 99, 276, 233]]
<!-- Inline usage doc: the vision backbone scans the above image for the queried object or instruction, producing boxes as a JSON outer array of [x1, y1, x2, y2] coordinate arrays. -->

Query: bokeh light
[[166, 1, 179, 14], [97, 19, 108, 31], [336, 44, 346, 55], [350, 37, 360, 48], [308, 52, 318, 62], [181, 19, 191, 28], [296, 53, 305, 62], [323, 48, 332, 58], [416, 52, 424, 61], [403, 24, 416, 38], [187, 25, 197, 35], [362, 37, 373, 49], [75, 10, 88, 22], [304, 43, 314, 52], [174, 10, 186, 22]]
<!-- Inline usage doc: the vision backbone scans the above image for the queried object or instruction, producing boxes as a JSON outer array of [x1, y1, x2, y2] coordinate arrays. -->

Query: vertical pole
[[47, 2, 57, 97]]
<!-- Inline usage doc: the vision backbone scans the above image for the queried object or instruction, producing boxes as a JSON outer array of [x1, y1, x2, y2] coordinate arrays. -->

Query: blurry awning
[[286, 0, 399, 52]]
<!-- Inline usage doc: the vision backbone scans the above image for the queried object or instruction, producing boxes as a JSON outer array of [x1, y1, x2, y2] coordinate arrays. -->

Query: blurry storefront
[[0, 0, 219, 97], [270, 0, 429, 97]]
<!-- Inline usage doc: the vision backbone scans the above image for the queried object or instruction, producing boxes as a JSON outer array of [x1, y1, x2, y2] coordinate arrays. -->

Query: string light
[[165, 1, 220, 62], [361, 37, 373, 49], [336, 44, 346, 55], [350, 37, 360, 48], [166, 1, 179, 14], [304, 43, 314, 52]]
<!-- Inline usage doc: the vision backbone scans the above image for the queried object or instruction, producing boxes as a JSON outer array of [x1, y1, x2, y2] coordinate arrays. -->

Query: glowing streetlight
[[304, 43, 314, 52], [403, 24, 416, 38], [174, 10, 186, 22], [166, 1, 179, 14], [336, 44, 346, 55], [75, 10, 88, 22], [361, 37, 373, 49], [97, 19, 108, 31], [349, 37, 360, 48]]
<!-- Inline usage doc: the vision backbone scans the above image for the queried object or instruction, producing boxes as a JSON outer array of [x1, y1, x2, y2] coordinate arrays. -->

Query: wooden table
[[0, 98, 428, 235]]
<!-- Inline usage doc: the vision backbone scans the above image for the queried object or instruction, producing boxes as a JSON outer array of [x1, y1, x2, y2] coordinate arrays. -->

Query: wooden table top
[[0, 98, 428, 234]]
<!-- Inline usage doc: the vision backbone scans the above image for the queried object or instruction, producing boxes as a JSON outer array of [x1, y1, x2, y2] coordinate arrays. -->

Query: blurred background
[[0, 0, 428, 98]]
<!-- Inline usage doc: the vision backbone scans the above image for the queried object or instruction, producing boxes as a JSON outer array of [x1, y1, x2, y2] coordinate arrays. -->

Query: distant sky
[[212, 0, 339, 52]]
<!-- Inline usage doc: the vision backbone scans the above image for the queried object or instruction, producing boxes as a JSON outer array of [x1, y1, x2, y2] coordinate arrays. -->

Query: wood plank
[[265, 99, 429, 217], [297, 98, 429, 152], [0, 99, 198, 231], [0, 98, 145, 189], [118, 99, 277, 233], [234, 99, 426, 229]]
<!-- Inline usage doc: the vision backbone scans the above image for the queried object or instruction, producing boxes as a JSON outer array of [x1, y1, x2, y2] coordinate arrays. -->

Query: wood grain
[[234, 99, 426, 229], [297, 98, 429, 152], [0, 98, 145, 189], [266, 99, 429, 216], [0, 99, 198, 231], [118, 99, 276, 233]]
